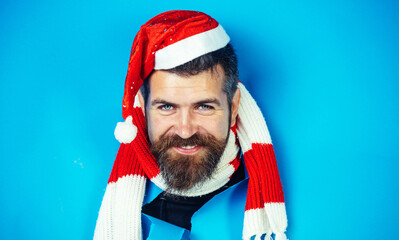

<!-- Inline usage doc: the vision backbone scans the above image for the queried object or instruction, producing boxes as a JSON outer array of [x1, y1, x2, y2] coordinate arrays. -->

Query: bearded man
[[94, 10, 289, 240]]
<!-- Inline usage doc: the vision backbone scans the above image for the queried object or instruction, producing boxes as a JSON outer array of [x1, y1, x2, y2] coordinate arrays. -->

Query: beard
[[150, 133, 228, 194]]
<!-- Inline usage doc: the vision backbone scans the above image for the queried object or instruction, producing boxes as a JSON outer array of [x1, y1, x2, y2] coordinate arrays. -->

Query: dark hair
[[140, 43, 239, 106]]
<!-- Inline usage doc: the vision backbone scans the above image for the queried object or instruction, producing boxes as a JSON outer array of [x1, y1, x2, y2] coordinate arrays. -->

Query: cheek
[[147, 114, 171, 142], [198, 115, 230, 138]]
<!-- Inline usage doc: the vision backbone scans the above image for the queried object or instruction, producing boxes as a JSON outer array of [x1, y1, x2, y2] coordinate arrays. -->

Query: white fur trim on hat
[[154, 24, 230, 70], [114, 116, 137, 143]]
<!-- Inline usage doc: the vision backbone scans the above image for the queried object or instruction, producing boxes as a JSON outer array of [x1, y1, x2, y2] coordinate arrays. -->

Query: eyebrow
[[151, 98, 221, 107], [195, 98, 221, 106]]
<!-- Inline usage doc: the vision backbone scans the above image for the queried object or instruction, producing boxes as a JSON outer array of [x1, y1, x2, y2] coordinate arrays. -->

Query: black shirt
[[141, 161, 245, 230]]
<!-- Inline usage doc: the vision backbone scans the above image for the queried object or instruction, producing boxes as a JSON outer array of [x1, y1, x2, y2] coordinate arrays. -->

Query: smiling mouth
[[173, 145, 202, 154]]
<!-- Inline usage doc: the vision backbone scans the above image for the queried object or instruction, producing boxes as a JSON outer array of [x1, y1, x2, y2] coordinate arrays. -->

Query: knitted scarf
[[94, 10, 288, 240]]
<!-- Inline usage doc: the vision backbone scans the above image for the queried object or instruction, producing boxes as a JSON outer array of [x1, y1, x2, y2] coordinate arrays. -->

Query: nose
[[175, 109, 198, 139]]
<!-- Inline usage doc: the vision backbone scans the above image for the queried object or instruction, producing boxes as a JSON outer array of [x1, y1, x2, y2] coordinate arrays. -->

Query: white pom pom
[[114, 116, 137, 143]]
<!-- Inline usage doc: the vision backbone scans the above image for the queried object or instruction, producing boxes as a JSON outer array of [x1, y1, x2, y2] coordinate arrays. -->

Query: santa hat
[[94, 10, 288, 240]]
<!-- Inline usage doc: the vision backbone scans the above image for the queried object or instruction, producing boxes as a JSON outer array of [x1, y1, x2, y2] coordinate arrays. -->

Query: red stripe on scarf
[[243, 143, 285, 210], [230, 157, 240, 173], [108, 143, 145, 183], [132, 107, 160, 179]]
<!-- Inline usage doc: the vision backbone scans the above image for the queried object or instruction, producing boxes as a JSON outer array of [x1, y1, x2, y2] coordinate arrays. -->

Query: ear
[[230, 88, 241, 127], [137, 91, 146, 116]]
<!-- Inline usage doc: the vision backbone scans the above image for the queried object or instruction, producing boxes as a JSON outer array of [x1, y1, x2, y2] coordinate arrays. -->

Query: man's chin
[[151, 133, 228, 193]]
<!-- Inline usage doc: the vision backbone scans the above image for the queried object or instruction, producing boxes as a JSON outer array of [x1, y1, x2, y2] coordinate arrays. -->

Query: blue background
[[1, 0, 398, 239]]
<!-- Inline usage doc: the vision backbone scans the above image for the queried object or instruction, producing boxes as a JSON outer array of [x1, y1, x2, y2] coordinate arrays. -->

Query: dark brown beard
[[150, 133, 227, 194]]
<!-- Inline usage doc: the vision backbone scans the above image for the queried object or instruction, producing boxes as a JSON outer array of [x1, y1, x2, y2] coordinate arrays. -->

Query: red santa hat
[[95, 10, 288, 240], [115, 10, 230, 143]]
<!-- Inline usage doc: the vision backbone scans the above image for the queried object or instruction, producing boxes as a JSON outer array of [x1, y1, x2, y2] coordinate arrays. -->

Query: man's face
[[138, 65, 240, 192]]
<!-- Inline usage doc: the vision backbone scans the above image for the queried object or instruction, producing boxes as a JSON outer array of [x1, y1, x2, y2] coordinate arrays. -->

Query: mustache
[[151, 133, 218, 150]]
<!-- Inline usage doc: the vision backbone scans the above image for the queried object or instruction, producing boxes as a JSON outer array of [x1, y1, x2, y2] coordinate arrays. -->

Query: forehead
[[148, 65, 226, 101]]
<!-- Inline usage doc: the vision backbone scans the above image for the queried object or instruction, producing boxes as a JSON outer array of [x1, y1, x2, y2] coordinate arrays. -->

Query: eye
[[197, 105, 215, 112], [160, 104, 174, 111], [198, 105, 212, 110]]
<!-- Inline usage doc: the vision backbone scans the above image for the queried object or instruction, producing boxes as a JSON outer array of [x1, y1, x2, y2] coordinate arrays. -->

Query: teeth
[[180, 145, 196, 149]]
